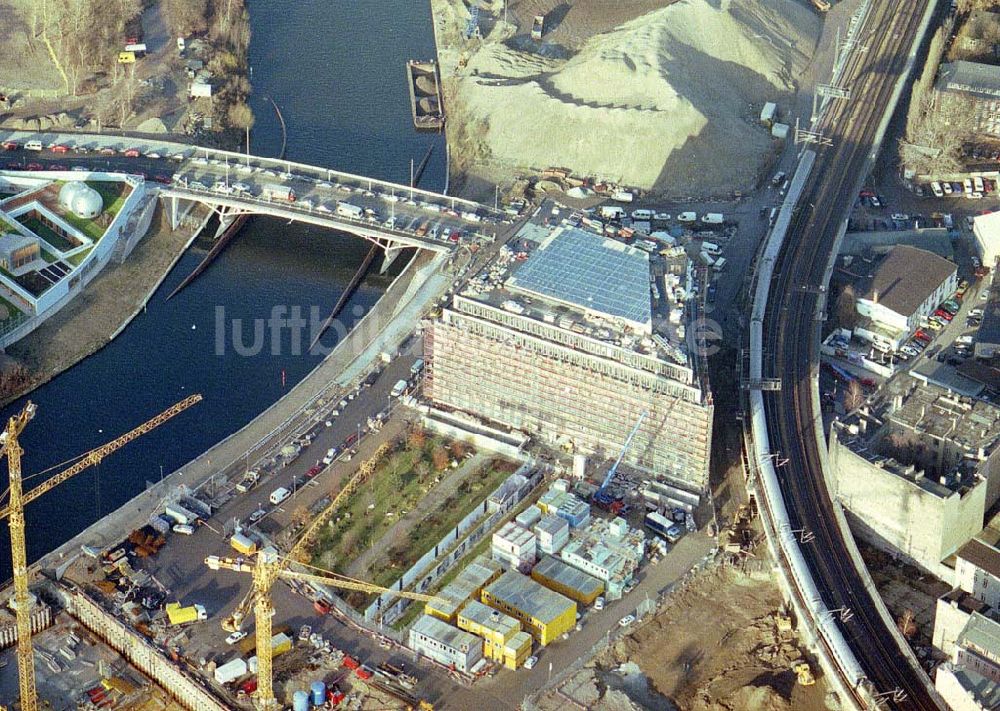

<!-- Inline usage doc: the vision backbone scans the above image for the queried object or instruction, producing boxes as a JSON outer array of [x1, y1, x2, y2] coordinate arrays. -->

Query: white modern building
[[854, 245, 958, 337]]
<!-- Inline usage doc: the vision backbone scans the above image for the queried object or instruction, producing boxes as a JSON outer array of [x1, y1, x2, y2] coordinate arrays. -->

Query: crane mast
[[1, 395, 202, 711]]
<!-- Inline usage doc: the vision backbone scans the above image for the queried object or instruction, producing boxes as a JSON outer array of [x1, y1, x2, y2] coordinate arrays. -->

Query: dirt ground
[[432, 0, 819, 198], [2, 203, 207, 405], [599, 566, 837, 711], [0, 0, 239, 144], [859, 544, 951, 653], [506, 0, 670, 50]]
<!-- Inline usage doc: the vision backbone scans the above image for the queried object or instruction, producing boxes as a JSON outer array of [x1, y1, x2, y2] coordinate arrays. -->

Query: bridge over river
[[0, 130, 505, 270]]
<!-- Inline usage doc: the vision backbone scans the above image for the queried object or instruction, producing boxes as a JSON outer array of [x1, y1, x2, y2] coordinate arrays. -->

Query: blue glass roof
[[508, 227, 651, 327]]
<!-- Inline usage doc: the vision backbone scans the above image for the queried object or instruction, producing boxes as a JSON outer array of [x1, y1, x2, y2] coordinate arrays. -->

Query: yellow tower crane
[[210, 440, 440, 710], [210, 554, 440, 710], [0, 394, 202, 711]]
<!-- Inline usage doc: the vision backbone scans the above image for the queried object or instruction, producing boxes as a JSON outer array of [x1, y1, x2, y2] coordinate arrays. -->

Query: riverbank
[[0, 0, 253, 151], [1, 202, 210, 407]]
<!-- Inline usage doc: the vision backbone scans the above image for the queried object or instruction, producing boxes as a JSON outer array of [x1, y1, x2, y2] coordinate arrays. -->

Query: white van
[[701, 213, 724, 224], [701, 241, 721, 255], [631, 209, 653, 221], [713, 257, 727, 271], [24, 140, 42, 151], [269, 487, 291, 506], [677, 211, 697, 223], [598, 206, 626, 220], [391, 379, 407, 398], [974, 176, 985, 193]]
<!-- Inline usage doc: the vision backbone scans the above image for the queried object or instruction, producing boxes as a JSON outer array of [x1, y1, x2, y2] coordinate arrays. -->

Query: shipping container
[[230, 532, 257, 555], [214, 658, 248, 685], [164, 503, 198, 526]]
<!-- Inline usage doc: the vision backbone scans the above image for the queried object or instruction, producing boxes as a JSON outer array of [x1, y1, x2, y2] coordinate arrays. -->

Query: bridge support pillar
[[214, 205, 249, 238], [380, 241, 405, 275], [167, 195, 179, 230]]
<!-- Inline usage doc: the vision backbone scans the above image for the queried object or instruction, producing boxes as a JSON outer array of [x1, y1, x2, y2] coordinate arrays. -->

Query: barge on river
[[406, 60, 444, 131]]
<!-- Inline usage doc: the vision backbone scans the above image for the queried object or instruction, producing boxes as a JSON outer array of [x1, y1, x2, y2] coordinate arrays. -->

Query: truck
[[164, 503, 199, 526], [701, 213, 724, 224], [165, 602, 207, 625], [262, 183, 295, 202], [598, 205, 626, 220], [336, 202, 364, 219], [236, 469, 260, 493], [231, 532, 258, 555]]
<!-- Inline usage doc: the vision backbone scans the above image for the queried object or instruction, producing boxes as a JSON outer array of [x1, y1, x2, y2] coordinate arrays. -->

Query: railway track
[[759, 1, 941, 709]]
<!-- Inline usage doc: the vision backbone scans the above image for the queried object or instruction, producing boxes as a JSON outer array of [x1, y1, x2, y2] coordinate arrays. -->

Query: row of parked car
[[892, 282, 973, 363]]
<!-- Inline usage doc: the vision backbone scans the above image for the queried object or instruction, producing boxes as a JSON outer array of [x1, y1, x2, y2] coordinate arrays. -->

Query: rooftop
[[940, 663, 1000, 708], [494, 521, 535, 548], [428, 555, 503, 618], [458, 599, 521, 638], [484, 570, 575, 623], [532, 554, 604, 597], [856, 245, 956, 318], [940, 587, 992, 617], [835, 376, 1000, 492], [506, 226, 652, 332], [534, 514, 569, 536], [959, 612, 1000, 663], [411, 614, 481, 652], [937, 60, 1000, 99], [958, 538, 1000, 580]]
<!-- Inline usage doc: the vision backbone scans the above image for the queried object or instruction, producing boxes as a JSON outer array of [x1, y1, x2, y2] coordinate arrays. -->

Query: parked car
[[226, 631, 247, 645], [619, 614, 636, 628], [524, 655, 538, 670], [306, 465, 322, 478]]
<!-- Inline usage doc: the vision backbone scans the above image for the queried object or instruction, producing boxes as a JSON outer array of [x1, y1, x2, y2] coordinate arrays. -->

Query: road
[[760, 0, 941, 709], [0, 129, 506, 251]]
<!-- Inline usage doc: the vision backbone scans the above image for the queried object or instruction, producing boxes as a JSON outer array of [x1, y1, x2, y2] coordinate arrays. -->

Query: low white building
[[533, 514, 569, 556], [957, 538, 1000, 610], [491, 521, 536, 572], [854, 245, 957, 336], [408, 614, 482, 673]]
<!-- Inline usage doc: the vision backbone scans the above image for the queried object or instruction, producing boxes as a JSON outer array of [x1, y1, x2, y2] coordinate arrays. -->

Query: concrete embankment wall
[[59, 584, 228, 711]]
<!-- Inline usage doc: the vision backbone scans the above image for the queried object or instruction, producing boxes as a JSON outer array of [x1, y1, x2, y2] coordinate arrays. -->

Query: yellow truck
[[165, 602, 207, 625]]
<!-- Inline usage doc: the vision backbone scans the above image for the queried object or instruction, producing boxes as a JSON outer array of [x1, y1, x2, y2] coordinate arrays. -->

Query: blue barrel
[[292, 690, 310, 711], [311, 680, 326, 706]]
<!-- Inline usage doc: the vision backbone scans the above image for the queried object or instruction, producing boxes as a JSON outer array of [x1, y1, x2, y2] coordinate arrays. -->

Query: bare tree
[[845, 380, 865, 412]]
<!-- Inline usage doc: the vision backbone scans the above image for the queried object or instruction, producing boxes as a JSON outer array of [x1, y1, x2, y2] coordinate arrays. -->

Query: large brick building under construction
[[423, 225, 713, 493]]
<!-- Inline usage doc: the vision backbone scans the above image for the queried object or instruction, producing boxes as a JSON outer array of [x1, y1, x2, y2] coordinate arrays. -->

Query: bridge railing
[[0, 129, 501, 216], [159, 184, 492, 249]]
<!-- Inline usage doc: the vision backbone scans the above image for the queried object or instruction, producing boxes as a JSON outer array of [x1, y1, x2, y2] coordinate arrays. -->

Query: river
[[0, 0, 445, 574]]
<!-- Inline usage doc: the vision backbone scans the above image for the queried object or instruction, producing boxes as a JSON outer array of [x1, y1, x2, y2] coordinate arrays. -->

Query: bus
[[645, 511, 683, 543]]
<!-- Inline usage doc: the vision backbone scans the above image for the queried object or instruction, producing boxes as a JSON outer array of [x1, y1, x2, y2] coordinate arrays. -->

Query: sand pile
[[448, 0, 819, 194]]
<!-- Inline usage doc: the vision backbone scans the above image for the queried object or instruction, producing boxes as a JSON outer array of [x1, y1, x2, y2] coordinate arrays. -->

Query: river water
[[0, 0, 445, 573]]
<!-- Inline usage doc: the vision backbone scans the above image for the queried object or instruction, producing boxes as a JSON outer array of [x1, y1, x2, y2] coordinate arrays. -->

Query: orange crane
[[0, 394, 202, 711]]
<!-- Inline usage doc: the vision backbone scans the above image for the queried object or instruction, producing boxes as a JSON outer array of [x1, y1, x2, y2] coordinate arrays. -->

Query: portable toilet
[[292, 690, 310, 711], [311, 680, 326, 705]]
